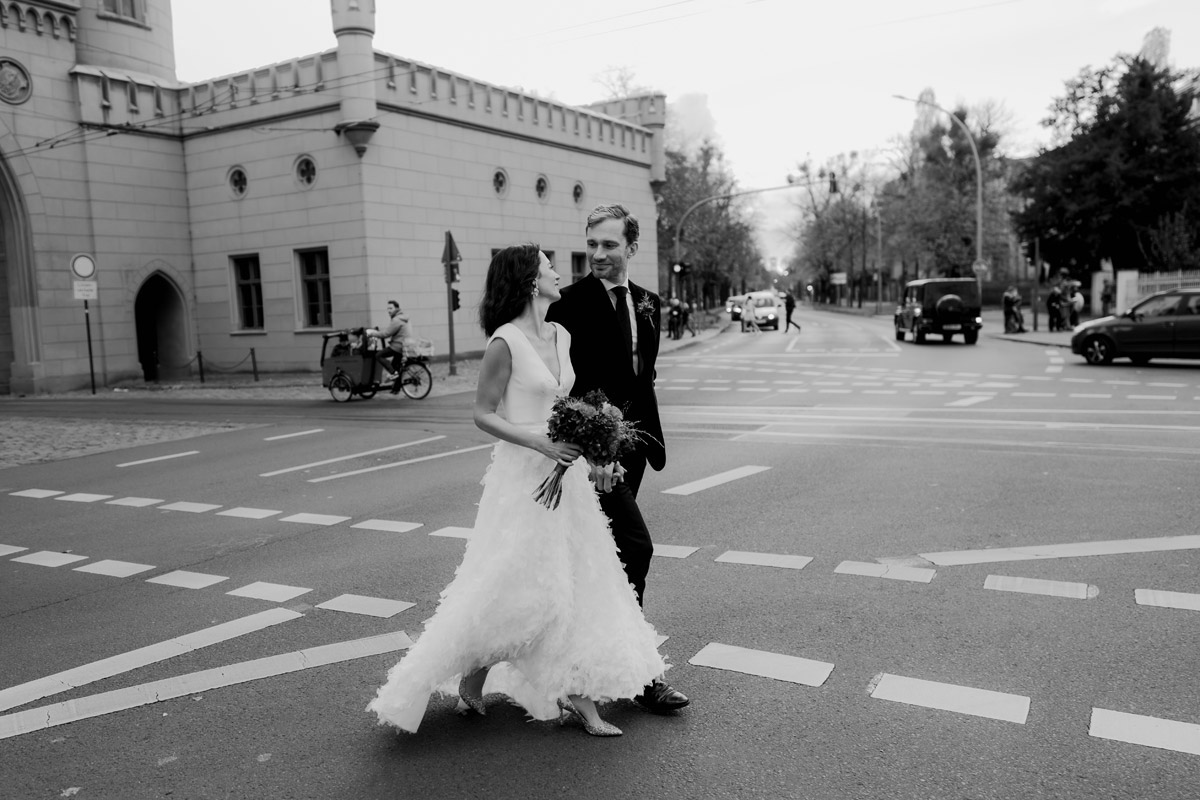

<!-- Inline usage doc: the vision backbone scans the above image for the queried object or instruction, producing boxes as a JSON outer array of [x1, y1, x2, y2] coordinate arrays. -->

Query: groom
[[547, 203, 690, 714]]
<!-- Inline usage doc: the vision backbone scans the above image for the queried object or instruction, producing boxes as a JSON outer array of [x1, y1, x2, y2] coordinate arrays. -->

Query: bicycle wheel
[[329, 373, 354, 402], [399, 361, 432, 399]]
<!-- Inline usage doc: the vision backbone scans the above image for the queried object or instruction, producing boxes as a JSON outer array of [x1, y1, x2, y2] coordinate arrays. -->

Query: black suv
[[894, 278, 982, 345]]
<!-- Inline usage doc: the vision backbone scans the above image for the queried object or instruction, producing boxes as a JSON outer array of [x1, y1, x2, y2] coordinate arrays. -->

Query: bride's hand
[[539, 438, 581, 466]]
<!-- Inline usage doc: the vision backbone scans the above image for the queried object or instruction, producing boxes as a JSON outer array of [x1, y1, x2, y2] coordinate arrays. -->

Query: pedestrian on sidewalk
[[680, 301, 696, 337], [1046, 287, 1063, 332], [1002, 286, 1026, 333], [1069, 287, 1084, 328]]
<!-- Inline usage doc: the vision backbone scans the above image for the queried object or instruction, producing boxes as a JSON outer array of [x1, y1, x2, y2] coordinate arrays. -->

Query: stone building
[[0, 0, 665, 393]]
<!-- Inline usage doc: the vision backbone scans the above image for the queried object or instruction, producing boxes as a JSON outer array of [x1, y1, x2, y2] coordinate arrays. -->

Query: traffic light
[[451, 289, 460, 311]]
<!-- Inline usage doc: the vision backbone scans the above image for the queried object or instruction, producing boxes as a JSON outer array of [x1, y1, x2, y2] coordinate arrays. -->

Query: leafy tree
[[1011, 56, 1200, 273], [656, 142, 767, 306]]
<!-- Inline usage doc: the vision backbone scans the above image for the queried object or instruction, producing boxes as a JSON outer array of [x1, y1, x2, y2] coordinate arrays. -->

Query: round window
[[535, 176, 549, 202], [295, 156, 317, 188], [493, 169, 508, 197], [572, 182, 585, 206], [228, 167, 248, 198]]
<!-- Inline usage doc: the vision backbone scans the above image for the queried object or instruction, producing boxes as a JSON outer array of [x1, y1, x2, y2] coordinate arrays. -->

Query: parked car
[[743, 291, 783, 330], [894, 278, 982, 344], [726, 294, 747, 320], [1071, 288, 1200, 365]]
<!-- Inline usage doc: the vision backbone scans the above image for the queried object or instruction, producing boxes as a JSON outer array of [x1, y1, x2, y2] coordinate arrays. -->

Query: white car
[[742, 291, 782, 330]]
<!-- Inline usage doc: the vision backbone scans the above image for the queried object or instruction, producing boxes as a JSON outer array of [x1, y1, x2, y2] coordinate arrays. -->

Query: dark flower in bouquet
[[532, 390, 641, 509]]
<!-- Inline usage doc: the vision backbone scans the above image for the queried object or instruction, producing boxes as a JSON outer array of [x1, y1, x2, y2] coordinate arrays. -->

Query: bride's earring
[[532, 284, 540, 298]]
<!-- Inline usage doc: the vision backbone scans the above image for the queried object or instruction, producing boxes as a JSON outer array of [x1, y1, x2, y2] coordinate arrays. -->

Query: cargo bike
[[320, 328, 433, 402]]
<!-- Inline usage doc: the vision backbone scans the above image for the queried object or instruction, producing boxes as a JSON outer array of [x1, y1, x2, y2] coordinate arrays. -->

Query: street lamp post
[[893, 94, 984, 275]]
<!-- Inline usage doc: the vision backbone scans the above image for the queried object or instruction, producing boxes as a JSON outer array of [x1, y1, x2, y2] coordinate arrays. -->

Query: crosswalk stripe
[[106, 497, 163, 507], [835, 561, 935, 583], [352, 519, 423, 533], [1089, 708, 1200, 755], [9, 489, 62, 499], [279, 512, 350, 526], [870, 673, 1029, 723], [146, 571, 228, 589], [217, 507, 282, 519], [0, 609, 301, 713], [689, 642, 833, 687], [55, 493, 113, 503], [0, 631, 411, 740], [715, 551, 812, 570], [158, 501, 221, 513], [11, 551, 89, 568], [0, 545, 28, 557], [74, 560, 154, 578], [315, 594, 414, 618], [1134, 588, 1200, 612], [922, 534, 1200, 566], [654, 544, 699, 559], [984, 575, 1097, 599]]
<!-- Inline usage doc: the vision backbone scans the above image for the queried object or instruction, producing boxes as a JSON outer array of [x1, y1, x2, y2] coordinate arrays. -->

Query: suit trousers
[[597, 451, 653, 607]]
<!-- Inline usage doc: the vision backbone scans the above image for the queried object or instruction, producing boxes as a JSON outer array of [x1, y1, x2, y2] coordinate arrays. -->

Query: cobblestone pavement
[[2, 320, 726, 470]]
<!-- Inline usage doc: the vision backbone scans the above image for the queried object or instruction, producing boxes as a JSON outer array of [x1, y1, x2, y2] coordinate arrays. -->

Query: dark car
[[894, 278, 982, 344], [1071, 288, 1200, 365]]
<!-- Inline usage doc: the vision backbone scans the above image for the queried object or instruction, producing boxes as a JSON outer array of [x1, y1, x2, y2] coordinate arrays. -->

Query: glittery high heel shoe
[[556, 697, 622, 737], [458, 672, 487, 716]]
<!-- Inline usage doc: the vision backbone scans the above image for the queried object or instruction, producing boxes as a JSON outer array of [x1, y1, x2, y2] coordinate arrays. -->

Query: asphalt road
[[3, 308, 1199, 799]]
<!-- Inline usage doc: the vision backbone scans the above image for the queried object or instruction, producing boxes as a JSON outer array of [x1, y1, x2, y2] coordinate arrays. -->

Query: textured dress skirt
[[366, 438, 666, 732]]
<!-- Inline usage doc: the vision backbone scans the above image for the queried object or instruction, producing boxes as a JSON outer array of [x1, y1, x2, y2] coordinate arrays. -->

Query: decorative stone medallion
[[0, 58, 32, 106]]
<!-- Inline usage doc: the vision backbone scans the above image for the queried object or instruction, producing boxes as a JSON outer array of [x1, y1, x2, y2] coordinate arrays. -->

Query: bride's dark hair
[[480, 243, 541, 335]]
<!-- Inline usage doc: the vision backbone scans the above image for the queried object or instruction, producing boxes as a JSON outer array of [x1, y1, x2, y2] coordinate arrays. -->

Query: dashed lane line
[[116, 451, 199, 468], [921, 534, 1200, 566], [661, 465, 771, 496], [0, 608, 301, 713], [1090, 708, 1200, 756], [0, 631, 413, 741], [834, 561, 935, 583], [689, 643, 834, 687], [1134, 588, 1200, 612], [263, 429, 324, 441], [306, 443, 494, 482], [946, 396, 993, 407], [870, 673, 1030, 724], [259, 435, 447, 477]]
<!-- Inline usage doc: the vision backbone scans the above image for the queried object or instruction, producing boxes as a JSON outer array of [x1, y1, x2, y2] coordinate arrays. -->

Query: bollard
[[251, 348, 259, 382], [197, 351, 205, 384]]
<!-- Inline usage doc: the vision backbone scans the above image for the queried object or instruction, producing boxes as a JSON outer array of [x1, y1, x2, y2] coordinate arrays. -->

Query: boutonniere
[[635, 294, 656, 320]]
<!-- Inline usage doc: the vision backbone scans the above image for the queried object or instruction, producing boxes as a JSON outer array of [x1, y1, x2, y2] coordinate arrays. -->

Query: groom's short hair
[[587, 203, 639, 245]]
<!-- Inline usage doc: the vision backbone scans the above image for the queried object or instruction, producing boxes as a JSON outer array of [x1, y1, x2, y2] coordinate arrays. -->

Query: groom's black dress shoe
[[634, 679, 690, 713]]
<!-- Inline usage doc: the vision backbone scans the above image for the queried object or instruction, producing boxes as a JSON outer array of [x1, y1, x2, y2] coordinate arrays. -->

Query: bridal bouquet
[[532, 390, 640, 510]]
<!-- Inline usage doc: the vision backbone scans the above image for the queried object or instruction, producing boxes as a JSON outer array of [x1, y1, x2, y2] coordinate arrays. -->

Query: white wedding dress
[[367, 321, 666, 732]]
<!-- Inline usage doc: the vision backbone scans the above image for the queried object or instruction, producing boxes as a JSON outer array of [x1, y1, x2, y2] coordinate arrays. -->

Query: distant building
[[0, 0, 665, 393]]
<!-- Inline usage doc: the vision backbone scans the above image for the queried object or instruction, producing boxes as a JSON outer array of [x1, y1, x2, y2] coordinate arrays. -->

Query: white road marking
[[1070, 393, 1112, 399], [1128, 394, 1176, 400], [1045, 366, 1063, 373], [1012, 392, 1056, 398], [263, 429, 324, 441], [910, 390, 946, 395], [870, 673, 1029, 723], [55, 493, 113, 503], [10, 551, 88, 568], [0, 631, 411, 740], [307, 444, 494, 482], [116, 451, 200, 468], [715, 551, 813, 570], [226, 582, 312, 602], [428, 526, 473, 539], [662, 466, 771, 496], [984, 575, 1097, 599], [0, 545, 28, 557], [0, 609, 301, 713], [946, 396, 992, 407], [278, 512, 350, 526], [217, 507, 282, 519], [834, 561, 935, 583], [1135, 588, 1200, 612], [1089, 708, 1200, 755], [146, 570, 228, 589], [9, 489, 62, 499], [259, 435, 446, 477], [689, 643, 833, 687], [74, 560, 154, 578], [922, 534, 1200, 566], [352, 519, 423, 533], [106, 497, 163, 507], [699, 386, 731, 391], [158, 501, 221, 513], [654, 544, 699, 559], [315, 594, 414, 618]]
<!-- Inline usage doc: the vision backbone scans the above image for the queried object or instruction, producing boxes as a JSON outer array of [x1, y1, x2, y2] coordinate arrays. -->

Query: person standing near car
[[742, 296, 761, 334], [365, 300, 411, 394]]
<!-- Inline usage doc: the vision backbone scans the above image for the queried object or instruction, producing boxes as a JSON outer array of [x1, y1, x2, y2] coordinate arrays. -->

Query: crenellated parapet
[[70, 63, 182, 132], [0, 0, 78, 41]]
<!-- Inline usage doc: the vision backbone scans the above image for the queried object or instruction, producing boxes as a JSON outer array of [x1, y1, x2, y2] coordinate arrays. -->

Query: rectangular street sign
[[73, 280, 97, 300]]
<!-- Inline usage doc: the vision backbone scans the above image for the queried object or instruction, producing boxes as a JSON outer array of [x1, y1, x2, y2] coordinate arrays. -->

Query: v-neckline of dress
[[511, 322, 562, 386]]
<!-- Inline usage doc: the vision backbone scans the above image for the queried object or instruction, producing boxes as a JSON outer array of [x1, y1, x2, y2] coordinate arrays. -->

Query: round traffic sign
[[70, 253, 96, 279]]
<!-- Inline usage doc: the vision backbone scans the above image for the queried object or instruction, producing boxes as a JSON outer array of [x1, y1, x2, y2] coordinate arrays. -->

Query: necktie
[[612, 285, 634, 374]]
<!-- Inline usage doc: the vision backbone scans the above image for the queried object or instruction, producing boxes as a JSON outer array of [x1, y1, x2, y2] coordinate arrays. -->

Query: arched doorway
[[134, 273, 188, 381]]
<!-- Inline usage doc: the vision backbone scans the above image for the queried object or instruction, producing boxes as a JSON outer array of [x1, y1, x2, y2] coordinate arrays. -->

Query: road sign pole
[[83, 299, 96, 395]]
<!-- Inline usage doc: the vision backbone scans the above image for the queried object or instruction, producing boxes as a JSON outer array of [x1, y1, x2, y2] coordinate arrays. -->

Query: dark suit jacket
[[546, 273, 666, 471]]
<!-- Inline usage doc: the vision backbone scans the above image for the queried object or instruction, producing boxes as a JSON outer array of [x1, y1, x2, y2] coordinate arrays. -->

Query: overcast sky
[[173, 0, 1199, 263]]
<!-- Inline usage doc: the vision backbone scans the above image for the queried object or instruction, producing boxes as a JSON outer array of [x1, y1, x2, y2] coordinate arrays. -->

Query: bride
[[366, 243, 666, 737]]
